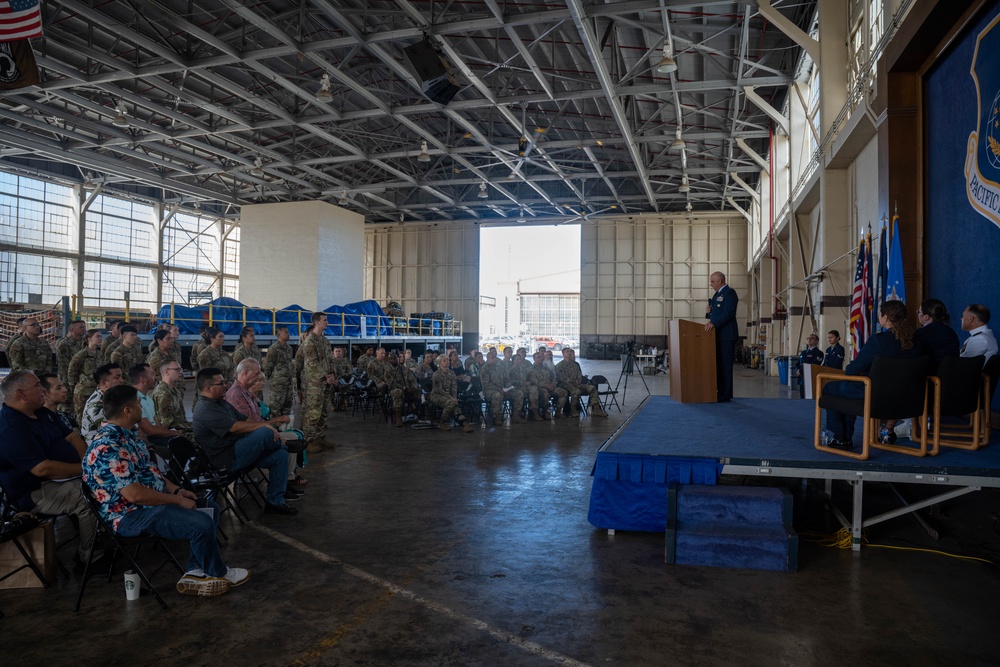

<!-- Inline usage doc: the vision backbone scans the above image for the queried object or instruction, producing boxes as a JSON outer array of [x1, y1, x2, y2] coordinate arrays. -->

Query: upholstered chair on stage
[[814, 356, 937, 460], [921, 355, 989, 451]]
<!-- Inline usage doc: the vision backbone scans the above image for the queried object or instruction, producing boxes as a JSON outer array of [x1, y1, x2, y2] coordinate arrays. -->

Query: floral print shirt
[[82, 423, 166, 531]]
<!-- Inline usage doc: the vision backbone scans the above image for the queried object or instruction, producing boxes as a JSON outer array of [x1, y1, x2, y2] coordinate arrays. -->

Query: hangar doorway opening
[[478, 224, 580, 354]]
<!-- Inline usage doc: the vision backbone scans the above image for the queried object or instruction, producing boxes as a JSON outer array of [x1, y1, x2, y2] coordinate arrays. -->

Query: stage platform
[[588, 396, 1000, 549]]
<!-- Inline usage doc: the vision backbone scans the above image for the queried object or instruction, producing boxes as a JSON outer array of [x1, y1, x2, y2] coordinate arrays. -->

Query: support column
[[818, 0, 849, 138], [819, 168, 852, 345]]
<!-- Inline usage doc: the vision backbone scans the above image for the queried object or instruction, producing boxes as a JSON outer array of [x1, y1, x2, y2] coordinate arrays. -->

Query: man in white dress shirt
[[959, 304, 997, 365]]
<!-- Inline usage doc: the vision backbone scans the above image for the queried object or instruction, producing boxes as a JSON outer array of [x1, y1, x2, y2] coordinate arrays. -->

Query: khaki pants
[[30, 480, 96, 562]]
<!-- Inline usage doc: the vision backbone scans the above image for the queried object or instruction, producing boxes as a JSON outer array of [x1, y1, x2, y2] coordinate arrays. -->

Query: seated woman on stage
[[823, 300, 920, 450], [914, 298, 961, 362]]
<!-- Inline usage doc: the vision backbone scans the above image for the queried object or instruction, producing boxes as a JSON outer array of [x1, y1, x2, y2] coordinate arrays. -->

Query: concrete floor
[[4, 360, 1000, 665]]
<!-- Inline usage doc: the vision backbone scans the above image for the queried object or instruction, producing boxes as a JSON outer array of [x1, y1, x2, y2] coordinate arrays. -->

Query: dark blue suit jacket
[[823, 343, 845, 369], [708, 285, 739, 341], [913, 321, 960, 361], [845, 331, 921, 377]]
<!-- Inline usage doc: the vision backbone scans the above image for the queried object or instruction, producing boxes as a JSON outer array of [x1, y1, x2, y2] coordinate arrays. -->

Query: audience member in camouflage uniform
[[232, 326, 263, 367], [385, 351, 421, 427], [149, 359, 193, 441], [4, 317, 26, 352], [480, 349, 526, 423], [329, 346, 353, 411], [80, 363, 125, 441], [56, 320, 86, 395], [68, 329, 104, 422], [232, 327, 264, 399], [197, 327, 233, 384], [366, 348, 390, 392], [299, 313, 335, 452], [146, 322, 171, 354], [529, 352, 567, 419], [402, 348, 418, 371], [510, 354, 538, 419], [555, 348, 608, 418], [430, 355, 475, 432], [102, 321, 123, 360], [146, 329, 179, 381], [110, 325, 145, 386], [7, 317, 52, 374], [355, 347, 374, 373], [263, 325, 295, 417], [190, 324, 209, 373]]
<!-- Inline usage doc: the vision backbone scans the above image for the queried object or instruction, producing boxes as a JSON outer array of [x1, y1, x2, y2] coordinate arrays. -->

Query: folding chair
[[75, 481, 184, 611], [0, 481, 49, 617], [590, 374, 621, 413], [166, 438, 242, 533]]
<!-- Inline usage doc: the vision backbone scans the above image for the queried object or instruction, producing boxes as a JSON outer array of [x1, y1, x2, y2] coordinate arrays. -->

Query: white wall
[[581, 214, 748, 337], [239, 201, 364, 311]]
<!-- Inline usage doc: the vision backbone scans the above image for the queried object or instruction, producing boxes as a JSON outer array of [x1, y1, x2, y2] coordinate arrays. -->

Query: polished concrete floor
[[4, 360, 1000, 666]]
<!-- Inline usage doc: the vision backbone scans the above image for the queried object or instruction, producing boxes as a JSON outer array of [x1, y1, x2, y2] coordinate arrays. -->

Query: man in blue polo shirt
[[0, 370, 97, 565]]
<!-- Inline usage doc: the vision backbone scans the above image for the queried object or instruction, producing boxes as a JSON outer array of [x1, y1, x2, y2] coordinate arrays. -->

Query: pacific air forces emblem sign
[[966, 13, 1000, 229]]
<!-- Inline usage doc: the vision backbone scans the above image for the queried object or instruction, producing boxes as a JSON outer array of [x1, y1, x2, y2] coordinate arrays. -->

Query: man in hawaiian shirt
[[82, 384, 249, 597]]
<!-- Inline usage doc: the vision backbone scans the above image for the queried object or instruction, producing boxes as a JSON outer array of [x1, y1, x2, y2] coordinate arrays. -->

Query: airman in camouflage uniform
[[146, 329, 181, 381], [80, 363, 125, 441], [299, 313, 335, 451], [56, 320, 86, 409], [68, 330, 104, 421], [529, 352, 567, 419], [232, 327, 264, 398], [7, 318, 52, 374], [110, 326, 145, 386], [385, 352, 421, 427], [430, 357, 475, 432], [102, 321, 124, 360], [355, 347, 375, 373], [150, 360, 193, 441], [555, 348, 608, 418], [329, 347, 354, 411], [510, 355, 539, 419], [402, 349, 418, 371], [263, 325, 295, 417], [197, 338, 233, 383], [4, 317, 26, 352], [480, 349, 526, 423], [366, 348, 391, 392]]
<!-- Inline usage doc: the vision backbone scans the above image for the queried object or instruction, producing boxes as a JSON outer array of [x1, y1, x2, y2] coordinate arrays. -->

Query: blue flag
[[886, 216, 906, 303], [873, 220, 888, 332]]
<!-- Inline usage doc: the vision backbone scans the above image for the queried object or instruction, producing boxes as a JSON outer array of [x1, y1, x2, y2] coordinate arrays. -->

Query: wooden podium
[[668, 319, 717, 403]]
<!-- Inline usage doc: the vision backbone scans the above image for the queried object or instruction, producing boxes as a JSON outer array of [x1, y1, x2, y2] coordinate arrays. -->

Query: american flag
[[0, 1, 42, 43], [849, 236, 871, 359]]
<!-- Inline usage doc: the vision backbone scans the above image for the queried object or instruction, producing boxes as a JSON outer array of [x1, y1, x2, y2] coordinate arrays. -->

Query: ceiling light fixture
[[111, 102, 129, 128], [338, 191, 348, 206], [678, 176, 690, 193], [686, 202, 693, 212], [478, 182, 489, 199], [655, 45, 678, 75], [316, 73, 333, 103], [670, 129, 686, 152], [418, 140, 431, 163], [251, 156, 264, 177], [517, 208, 526, 223]]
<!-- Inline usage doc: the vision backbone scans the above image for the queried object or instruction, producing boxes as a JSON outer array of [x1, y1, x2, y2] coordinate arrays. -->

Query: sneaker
[[224, 567, 250, 587], [283, 489, 304, 502], [264, 502, 299, 515], [176, 572, 230, 597]]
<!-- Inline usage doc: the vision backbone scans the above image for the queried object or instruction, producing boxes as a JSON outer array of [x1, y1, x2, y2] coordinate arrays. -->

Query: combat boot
[[462, 420, 475, 433], [439, 421, 452, 431], [395, 414, 403, 427], [306, 439, 323, 453]]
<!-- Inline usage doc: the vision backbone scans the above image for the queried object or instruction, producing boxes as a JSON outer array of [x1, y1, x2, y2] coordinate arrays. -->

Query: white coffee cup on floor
[[124, 570, 140, 601]]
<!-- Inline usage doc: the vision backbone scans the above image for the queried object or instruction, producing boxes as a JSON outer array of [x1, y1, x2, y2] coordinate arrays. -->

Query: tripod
[[613, 342, 650, 406]]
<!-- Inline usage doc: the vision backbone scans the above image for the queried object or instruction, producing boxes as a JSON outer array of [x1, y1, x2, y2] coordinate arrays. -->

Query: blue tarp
[[157, 298, 393, 338], [154, 304, 205, 335]]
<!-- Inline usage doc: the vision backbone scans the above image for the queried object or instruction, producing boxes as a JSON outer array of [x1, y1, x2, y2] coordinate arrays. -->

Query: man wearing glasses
[[7, 317, 53, 374], [150, 361, 193, 441], [192, 367, 298, 516]]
